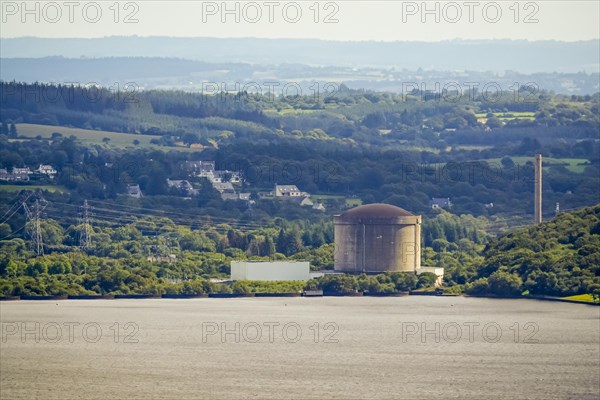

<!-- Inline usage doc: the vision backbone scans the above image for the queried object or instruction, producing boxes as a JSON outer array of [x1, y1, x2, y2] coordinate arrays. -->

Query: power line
[[0, 225, 26, 241], [0, 193, 27, 222], [44, 205, 254, 237], [49, 200, 266, 231], [4, 188, 592, 253], [0, 202, 21, 226], [84, 200, 267, 228], [0, 192, 34, 225]]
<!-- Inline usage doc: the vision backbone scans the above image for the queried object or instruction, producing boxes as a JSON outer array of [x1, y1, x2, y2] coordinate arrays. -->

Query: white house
[[186, 160, 215, 175], [213, 181, 235, 193], [37, 164, 57, 176], [274, 184, 304, 197], [312, 203, 326, 211], [127, 184, 143, 198], [294, 197, 314, 207], [228, 172, 242, 184], [7, 167, 31, 181], [12, 167, 32, 175]]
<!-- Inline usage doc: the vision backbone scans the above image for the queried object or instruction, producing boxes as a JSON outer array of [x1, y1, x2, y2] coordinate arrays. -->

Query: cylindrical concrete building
[[334, 203, 421, 273]]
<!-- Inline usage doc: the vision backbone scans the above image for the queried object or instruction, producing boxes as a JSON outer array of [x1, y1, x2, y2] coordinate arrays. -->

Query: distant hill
[[473, 205, 600, 297], [0, 57, 237, 83], [1, 37, 599, 73], [1, 56, 599, 94]]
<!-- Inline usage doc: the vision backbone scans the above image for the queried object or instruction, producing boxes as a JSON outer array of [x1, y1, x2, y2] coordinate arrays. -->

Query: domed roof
[[339, 203, 414, 220]]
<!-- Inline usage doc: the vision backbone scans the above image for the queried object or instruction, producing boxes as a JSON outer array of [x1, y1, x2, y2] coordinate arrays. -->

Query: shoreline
[[1, 293, 597, 305]]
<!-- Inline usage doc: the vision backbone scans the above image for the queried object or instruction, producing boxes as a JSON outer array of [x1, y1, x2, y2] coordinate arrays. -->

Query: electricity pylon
[[23, 196, 48, 256], [79, 200, 93, 252]]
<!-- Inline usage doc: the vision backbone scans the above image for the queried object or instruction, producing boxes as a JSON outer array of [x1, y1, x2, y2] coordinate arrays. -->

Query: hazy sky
[[0, 1, 598, 41]]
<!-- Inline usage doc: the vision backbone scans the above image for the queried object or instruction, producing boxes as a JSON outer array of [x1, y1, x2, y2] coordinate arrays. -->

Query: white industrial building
[[417, 267, 445, 287], [231, 261, 310, 281]]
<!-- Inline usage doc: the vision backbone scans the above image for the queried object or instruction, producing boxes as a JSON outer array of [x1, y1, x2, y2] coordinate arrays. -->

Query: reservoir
[[1, 297, 598, 399]]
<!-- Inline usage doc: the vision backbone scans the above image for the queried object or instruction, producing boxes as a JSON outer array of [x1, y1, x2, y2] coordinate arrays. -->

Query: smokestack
[[534, 154, 542, 224]]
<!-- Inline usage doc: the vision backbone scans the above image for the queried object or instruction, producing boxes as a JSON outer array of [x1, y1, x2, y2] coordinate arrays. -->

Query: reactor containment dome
[[334, 203, 421, 273]]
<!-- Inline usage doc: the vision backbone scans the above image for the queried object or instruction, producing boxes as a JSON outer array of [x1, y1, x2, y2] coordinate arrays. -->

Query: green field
[[264, 108, 320, 116], [16, 124, 196, 152], [475, 112, 536, 124], [428, 156, 591, 173], [345, 198, 363, 207], [0, 184, 68, 193], [311, 195, 363, 207], [484, 157, 591, 173], [475, 112, 536, 118], [453, 145, 494, 151], [561, 294, 598, 303]]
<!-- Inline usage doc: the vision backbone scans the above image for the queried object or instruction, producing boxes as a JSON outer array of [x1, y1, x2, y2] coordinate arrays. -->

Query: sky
[[0, 1, 599, 42]]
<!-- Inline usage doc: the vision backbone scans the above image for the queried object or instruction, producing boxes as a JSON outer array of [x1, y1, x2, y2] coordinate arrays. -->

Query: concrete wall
[[334, 222, 359, 272], [334, 215, 421, 273], [231, 261, 310, 281], [394, 223, 420, 272]]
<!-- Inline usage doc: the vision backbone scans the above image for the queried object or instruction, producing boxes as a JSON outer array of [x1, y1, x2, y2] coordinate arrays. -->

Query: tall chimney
[[534, 154, 542, 224]]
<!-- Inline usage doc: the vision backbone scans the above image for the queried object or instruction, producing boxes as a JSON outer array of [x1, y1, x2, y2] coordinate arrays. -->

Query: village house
[[166, 179, 197, 197], [185, 160, 215, 175], [12, 167, 32, 175], [0, 167, 32, 182], [312, 202, 326, 211], [430, 197, 452, 210], [274, 184, 306, 198], [127, 184, 143, 198], [213, 182, 238, 200], [274, 184, 316, 208], [37, 164, 57, 176], [238, 193, 252, 202]]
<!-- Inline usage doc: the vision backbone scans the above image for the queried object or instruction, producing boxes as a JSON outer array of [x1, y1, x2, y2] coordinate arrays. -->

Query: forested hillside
[[466, 205, 600, 297], [0, 204, 596, 298], [1, 82, 598, 299], [0, 202, 482, 296], [2, 82, 599, 217]]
